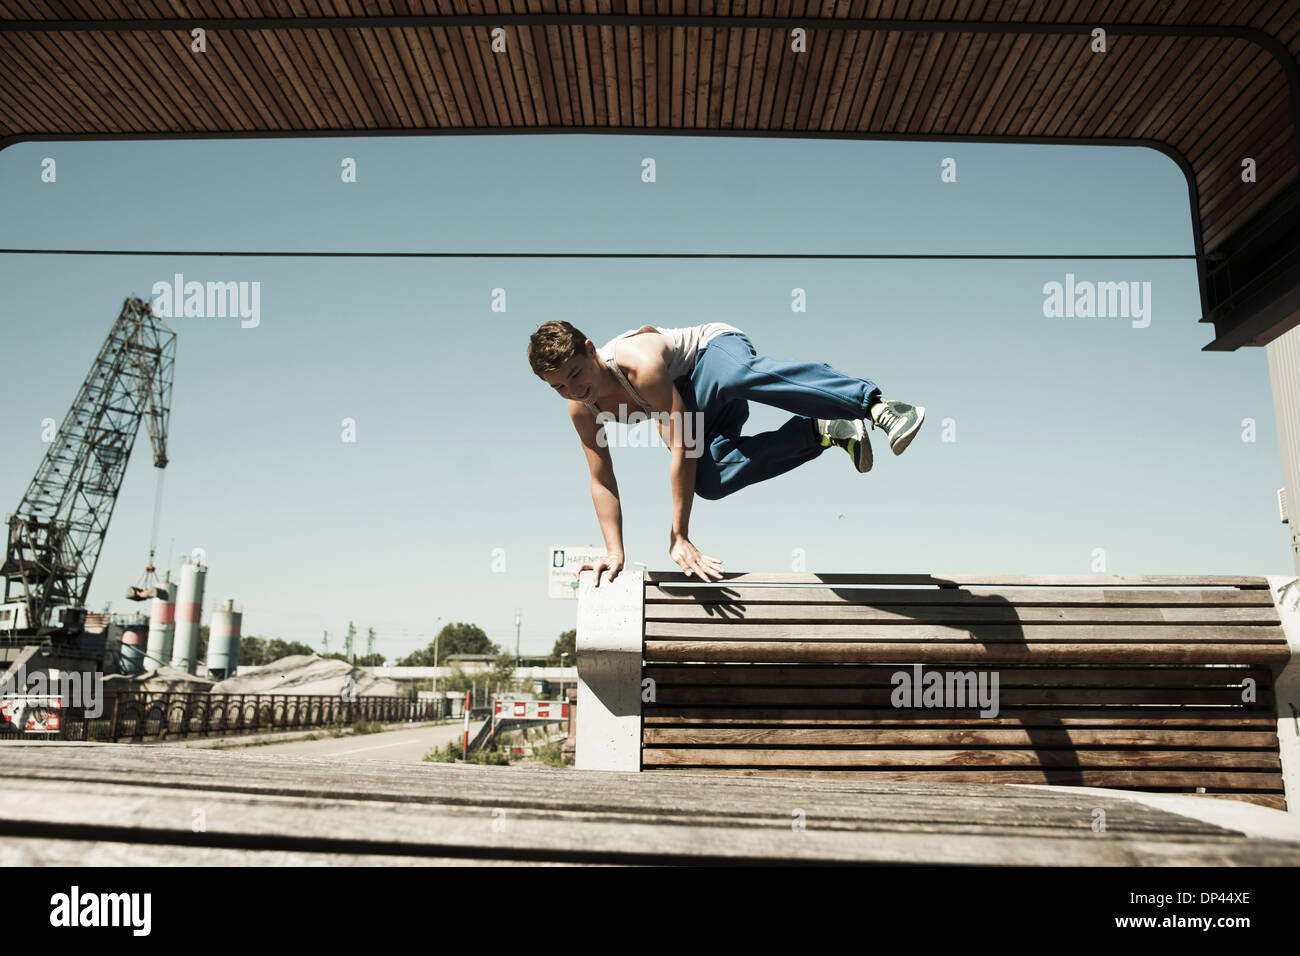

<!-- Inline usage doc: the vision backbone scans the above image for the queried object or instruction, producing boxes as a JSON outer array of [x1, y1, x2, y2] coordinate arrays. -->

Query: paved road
[[252, 720, 486, 763]]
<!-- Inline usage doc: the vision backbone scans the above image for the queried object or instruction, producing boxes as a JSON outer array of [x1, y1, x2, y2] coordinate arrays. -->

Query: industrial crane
[[0, 297, 175, 642]]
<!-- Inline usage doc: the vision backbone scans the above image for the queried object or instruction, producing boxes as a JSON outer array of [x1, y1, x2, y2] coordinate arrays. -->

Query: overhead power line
[[0, 249, 1197, 260]]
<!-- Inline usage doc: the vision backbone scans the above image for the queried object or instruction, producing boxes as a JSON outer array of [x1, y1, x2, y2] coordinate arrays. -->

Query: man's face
[[541, 343, 600, 402]]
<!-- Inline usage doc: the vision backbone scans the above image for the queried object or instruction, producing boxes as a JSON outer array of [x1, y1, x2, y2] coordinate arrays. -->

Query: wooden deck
[[2, 743, 1300, 865]]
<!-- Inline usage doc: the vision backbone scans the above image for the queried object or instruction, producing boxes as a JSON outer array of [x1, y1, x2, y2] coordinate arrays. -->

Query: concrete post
[[562, 686, 577, 763], [575, 567, 643, 771], [1269, 576, 1300, 814], [1266, 325, 1300, 573]]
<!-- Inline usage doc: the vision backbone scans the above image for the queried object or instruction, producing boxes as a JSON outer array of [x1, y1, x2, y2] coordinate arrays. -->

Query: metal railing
[[1, 691, 440, 742]]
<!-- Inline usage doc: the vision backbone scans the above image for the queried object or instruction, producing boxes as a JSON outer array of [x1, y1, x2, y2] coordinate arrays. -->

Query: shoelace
[[875, 406, 900, 431]]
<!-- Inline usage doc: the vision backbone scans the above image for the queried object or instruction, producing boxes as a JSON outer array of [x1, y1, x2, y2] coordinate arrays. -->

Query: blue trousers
[[679, 331, 882, 500]]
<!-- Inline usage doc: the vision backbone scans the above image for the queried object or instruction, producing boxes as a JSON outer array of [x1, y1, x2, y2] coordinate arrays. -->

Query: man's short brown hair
[[528, 321, 590, 377]]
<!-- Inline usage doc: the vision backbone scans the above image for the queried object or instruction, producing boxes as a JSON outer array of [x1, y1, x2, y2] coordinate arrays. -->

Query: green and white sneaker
[[816, 418, 872, 473], [868, 399, 925, 455]]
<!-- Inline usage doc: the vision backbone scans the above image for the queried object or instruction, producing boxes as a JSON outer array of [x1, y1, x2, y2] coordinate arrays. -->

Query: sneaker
[[868, 399, 925, 455], [816, 418, 872, 473]]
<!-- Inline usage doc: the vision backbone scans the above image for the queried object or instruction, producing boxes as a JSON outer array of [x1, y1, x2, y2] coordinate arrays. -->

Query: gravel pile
[[103, 666, 215, 694], [209, 654, 402, 697]]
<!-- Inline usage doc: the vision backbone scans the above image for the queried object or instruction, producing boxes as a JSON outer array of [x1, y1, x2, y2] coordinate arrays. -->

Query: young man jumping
[[527, 321, 924, 584]]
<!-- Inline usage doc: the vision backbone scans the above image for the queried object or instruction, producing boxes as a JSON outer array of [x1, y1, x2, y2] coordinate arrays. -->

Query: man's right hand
[[584, 552, 626, 587]]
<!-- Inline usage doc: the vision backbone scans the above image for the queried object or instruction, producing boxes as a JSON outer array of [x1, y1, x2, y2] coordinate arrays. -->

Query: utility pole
[[514, 607, 521, 668], [322, 630, 329, 655], [366, 626, 376, 659], [344, 621, 355, 664], [433, 617, 442, 692]]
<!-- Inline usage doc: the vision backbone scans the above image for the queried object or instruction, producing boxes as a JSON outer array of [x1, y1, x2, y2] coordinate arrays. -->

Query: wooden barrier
[[576, 570, 1300, 811]]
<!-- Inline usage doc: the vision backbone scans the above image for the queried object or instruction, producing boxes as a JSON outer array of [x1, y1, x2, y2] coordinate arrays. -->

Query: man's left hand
[[670, 533, 725, 581]]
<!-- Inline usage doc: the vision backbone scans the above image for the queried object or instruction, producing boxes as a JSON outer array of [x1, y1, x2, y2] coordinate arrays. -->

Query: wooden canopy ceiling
[[2, 1, 1298, 349]]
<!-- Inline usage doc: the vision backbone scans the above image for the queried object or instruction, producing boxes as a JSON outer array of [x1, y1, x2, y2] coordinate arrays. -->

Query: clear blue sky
[[0, 134, 1289, 661]]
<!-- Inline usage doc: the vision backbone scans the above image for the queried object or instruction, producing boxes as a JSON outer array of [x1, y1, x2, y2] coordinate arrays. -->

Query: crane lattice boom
[[1, 297, 174, 638]]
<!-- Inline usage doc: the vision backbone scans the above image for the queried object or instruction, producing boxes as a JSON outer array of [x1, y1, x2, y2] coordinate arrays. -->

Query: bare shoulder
[[566, 396, 595, 423], [618, 327, 671, 381], [568, 395, 606, 427]]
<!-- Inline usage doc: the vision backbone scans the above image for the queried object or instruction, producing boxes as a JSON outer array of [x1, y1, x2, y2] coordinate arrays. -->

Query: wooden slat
[[644, 767, 1286, 791], [1091, 17, 1184, 138], [1075, 32, 1160, 141], [644, 622, 1288, 642], [643, 664, 1271, 686], [644, 709, 1280, 726], [643, 727, 1281, 748], [642, 748, 1282, 769], [646, 586, 1280, 606], [1158, 40, 1262, 165], [741, 3, 772, 126], [809, 5, 854, 133], [647, 686, 1272, 707], [1125, 29, 1217, 144], [0, 838, 500, 867], [1185, 48, 1287, 173], [645, 604, 1282, 624], [644, 640, 1292, 664], [645, 572, 1273, 587]]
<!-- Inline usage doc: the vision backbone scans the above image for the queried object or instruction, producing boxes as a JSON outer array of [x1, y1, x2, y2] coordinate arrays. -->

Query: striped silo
[[207, 599, 242, 680], [170, 557, 207, 674], [145, 573, 175, 672], [119, 615, 149, 676]]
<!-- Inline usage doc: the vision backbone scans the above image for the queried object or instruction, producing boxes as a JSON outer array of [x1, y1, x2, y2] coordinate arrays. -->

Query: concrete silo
[[119, 615, 150, 676], [144, 572, 175, 672], [170, 557, 207, 674], [207, 599, 242, 680]]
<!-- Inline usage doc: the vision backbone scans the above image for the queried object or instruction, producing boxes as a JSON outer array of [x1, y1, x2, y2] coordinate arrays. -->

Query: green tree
[[265, 638, 317, 662], [438, 665, 475, 693], [231, 636, 316, 666], [398, 622, 498, 665], [439, 622, 498, 656], [491, 651, 528, 692], [354, 653, 386, 667], [549, 628, 575, 666], [238, 635, 266, 666]]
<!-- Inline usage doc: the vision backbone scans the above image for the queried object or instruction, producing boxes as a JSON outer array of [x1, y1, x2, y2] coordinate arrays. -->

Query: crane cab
[[0, 602, 30, 636], [0, 603, 85, 638]]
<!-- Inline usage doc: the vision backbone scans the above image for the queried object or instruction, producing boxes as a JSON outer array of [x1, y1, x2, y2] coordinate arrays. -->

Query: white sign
[[494, 698, 570, 720], [548, 545, 608, 599]]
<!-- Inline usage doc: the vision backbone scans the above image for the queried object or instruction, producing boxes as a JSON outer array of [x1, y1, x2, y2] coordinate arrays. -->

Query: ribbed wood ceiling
[[1, 1, 1297, 257]]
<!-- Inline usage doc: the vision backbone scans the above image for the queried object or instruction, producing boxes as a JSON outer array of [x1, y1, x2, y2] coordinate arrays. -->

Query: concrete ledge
[[1269, 574, 1300, 813], [575, 567, 643, 772]]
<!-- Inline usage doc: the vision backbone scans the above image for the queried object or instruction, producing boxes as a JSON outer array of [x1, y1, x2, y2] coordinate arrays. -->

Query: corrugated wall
[[1267, 324, 1300, 573]]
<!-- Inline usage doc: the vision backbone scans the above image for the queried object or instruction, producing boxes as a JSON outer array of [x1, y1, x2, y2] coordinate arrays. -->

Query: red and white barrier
[[493, 699, 570, 721]]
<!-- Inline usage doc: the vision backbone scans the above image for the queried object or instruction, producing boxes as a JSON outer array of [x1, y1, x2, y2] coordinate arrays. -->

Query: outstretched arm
[[569, 400, 625, 586]]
